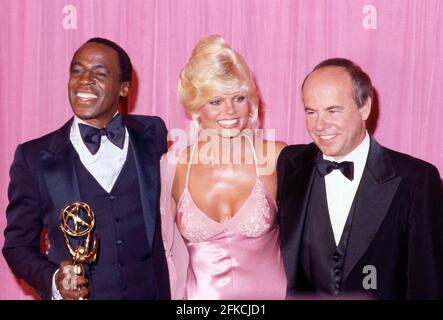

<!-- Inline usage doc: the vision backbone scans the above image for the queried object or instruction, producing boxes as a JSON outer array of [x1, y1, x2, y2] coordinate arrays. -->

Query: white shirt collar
[[69, 112, 129, 193], [72, 112, 120, 129], [71, 112, 120, 142], [323, 131, 370, 168], [70, 112, 125, 157]]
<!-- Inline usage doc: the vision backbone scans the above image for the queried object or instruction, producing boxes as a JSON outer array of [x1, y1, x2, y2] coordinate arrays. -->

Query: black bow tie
[[316, 158, 354, 181], [78, 114, 125, 155]]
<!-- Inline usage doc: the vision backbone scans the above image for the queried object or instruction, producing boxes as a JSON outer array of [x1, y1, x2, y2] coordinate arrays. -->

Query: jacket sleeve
[[406, 164, 443, 299], [2, 144, 58, 299]]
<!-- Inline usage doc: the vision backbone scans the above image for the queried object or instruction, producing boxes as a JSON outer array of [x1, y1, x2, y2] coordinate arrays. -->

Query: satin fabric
[[160, 143, 287, 300], [177, 178, 286, 299], [176, 172, 287, 299]]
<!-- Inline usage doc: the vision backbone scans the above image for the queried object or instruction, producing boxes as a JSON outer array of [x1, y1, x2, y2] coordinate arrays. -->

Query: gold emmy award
[[60, 201, 99, 283]]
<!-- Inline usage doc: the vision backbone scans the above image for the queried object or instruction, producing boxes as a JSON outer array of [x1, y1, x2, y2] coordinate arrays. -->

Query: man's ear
[[120, 81, 130, 98], [360, 97, 371, 121]]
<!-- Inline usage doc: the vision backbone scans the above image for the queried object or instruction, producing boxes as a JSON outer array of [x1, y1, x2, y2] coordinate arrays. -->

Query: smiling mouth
[[318, 134, 336, 140], [217, 118, 239, 128], [76, 92, 98, 101]]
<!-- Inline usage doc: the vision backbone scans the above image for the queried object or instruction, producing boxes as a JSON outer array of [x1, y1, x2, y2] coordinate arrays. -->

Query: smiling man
[[277, 58, 443, 299], [3, 38, 170, 300]]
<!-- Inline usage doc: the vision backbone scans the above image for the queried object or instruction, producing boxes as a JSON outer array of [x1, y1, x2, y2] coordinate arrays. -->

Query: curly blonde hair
[[178, 35, 260, 128]]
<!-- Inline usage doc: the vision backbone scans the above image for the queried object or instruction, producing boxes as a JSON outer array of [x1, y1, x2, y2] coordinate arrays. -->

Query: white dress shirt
[[52, 114, 129, 299], [324, 131, 370, 245], [70, 115, 129, 193]]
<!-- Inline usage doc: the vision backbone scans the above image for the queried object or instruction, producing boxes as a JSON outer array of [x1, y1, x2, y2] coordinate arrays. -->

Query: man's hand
[[55, 260, 89, 300]]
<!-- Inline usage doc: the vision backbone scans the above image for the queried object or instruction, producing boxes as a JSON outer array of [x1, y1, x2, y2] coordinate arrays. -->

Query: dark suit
[[3, 115, 170, 299], [277, 137, 443, 299]]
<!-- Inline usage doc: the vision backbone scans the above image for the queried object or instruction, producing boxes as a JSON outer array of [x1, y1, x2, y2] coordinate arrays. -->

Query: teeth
[[319, 135, 336, 140], [77, 92, 98, 100], [218, 119, 238, 126]]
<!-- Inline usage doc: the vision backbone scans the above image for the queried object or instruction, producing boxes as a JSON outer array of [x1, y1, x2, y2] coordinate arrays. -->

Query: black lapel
[[342, 137, 401, 280], [41, 118, 82, 213], [279, 144, 318, 290], [123, 116, 159, 249]]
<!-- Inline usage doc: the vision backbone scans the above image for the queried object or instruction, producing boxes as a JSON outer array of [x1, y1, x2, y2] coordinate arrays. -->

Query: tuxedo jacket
[[2, 115, 167, 299], [277, 137, 443, 299]]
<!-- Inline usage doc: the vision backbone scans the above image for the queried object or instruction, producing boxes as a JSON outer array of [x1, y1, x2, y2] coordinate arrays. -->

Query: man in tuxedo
[[3, 38, 170, 299], [277, 58, 443, 299]]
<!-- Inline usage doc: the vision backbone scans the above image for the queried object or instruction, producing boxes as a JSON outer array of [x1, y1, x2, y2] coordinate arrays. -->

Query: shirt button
[[109, 195, 116, 200], [118, 262, 124, 268], [115, 217, 120, 223], [116, 240, 123, 245]]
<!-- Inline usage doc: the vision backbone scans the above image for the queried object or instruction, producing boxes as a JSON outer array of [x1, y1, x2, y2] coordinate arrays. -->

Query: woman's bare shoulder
[[261, 139, 288, 160]]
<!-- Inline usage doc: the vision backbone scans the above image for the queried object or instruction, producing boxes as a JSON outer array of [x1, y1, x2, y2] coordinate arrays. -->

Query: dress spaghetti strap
[[244, 134, 260, 177], [184, 142, 199, 189]]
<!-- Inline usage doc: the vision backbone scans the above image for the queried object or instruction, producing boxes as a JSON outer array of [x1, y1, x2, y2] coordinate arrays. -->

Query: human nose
[[314, 113, 331, 131], [79, 70, 94, 85], [224, 99, 236, 115]]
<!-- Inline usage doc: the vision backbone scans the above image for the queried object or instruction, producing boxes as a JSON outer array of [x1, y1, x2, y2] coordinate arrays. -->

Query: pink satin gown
[[175, 139, 287, 299]]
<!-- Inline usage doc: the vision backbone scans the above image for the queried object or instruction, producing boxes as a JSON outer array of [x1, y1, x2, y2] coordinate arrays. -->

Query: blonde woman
[[161, 35, 287, 299]]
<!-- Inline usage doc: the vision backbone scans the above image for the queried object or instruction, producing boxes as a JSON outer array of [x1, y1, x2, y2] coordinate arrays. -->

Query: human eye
[[305, 109, 315, 116], [234, 95, 246, 103], [329, 107, 340, 114], [208, 99, 222, 106], [70, 65, 83, 76], [92, 68, 109, 79]]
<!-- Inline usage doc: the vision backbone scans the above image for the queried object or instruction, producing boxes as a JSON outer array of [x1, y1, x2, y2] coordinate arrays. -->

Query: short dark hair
[[302, 58, 373, 108], [82, 37, 132, 82]]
